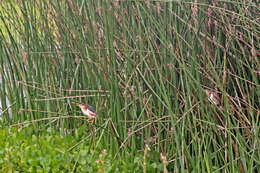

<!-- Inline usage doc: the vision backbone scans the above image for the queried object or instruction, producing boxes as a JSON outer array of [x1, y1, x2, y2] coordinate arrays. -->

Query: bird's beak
[[77, 104, 83, 108]]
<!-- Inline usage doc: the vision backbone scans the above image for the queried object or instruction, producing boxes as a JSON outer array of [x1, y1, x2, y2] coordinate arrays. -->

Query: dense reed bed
[[0, 0, 259, 172]]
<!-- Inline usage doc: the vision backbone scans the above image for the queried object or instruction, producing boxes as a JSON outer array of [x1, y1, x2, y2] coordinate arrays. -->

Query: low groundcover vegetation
[[0, 126, 163, 172]]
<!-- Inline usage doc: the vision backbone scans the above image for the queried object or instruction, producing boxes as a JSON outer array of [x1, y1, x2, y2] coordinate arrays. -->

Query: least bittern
[[77, 103, 98, 150], [77, 104, 98, 123]]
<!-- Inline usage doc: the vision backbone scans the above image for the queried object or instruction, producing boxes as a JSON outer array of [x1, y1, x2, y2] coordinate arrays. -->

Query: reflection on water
[[0, 69, 12, 119], [0, 45, 61, 120]]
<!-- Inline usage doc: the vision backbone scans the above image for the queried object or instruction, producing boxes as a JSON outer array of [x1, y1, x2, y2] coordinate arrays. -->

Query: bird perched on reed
[[77, 104, 98, 120]]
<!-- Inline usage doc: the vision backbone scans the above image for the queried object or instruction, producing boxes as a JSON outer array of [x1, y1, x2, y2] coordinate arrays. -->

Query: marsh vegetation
[[0, 0, 259, 172]]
